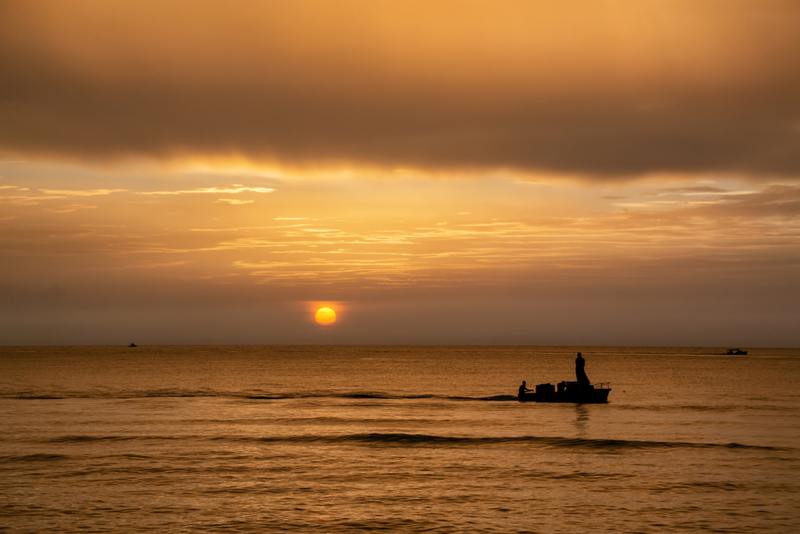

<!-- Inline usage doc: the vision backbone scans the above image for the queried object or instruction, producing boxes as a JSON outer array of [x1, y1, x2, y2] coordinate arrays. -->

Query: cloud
[[0, 194, 61, 205], [39, 189, 128, 196], [617, 184, 800, 217], [0, 187, 127, 205], [656, 186, 731, 195], [0, 184, 272, 205], [215, 198, 254, 205], [47, 204, 98, 213], [1, 1, 799, 179], [693, 184, 800, 217], [137, 186, 274, 195]]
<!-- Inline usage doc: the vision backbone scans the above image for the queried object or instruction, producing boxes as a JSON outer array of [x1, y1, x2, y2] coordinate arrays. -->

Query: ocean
[[1, 345, 798, 533]]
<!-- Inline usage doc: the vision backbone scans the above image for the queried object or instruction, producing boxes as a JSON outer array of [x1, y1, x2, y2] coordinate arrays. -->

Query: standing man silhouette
[[575, 352, 591, 389]]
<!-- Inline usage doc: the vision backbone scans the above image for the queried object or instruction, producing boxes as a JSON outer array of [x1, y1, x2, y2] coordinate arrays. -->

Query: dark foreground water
[[1, 346, 799, 533]]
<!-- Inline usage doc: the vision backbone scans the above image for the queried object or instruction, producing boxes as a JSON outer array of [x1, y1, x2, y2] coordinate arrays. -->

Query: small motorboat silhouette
[[518, 381, 611, 403]]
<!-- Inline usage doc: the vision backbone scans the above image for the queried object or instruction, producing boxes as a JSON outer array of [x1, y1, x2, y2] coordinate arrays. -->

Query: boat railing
[[593, 382, 611, 389]]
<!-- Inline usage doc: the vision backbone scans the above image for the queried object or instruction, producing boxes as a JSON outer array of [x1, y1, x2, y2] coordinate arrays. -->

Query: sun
[[315, 307, 337, 325]]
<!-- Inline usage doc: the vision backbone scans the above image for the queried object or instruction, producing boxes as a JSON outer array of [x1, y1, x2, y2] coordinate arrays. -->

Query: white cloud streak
[[138, 186, 274, 195]]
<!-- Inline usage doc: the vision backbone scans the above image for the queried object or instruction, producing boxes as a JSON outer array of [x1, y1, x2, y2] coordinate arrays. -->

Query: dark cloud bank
[[1, 0, 800, 178]]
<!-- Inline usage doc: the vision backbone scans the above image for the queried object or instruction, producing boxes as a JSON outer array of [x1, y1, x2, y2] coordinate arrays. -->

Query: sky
[[1, 0, 799, 346]]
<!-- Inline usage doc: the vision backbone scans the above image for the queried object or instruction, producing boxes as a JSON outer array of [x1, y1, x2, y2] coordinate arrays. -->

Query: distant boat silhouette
[[128, 343, 137, 348], [725, 349, 747, 355]]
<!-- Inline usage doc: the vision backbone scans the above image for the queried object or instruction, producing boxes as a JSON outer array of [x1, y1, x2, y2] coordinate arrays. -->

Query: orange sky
[[1, 1, 798, 345]]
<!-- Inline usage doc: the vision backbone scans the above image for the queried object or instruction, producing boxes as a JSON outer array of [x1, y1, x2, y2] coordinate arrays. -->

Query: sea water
[[1, 345, 798, 533]]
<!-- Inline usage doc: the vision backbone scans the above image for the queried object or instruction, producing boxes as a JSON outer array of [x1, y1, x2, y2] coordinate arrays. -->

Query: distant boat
[[725, 349, 747, 355], [128, 343, 137, 348], [519, 381, 611, 403]]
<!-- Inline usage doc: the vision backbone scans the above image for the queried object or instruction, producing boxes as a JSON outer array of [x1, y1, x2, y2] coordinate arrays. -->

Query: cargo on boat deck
[[536, 383, 555, 396]]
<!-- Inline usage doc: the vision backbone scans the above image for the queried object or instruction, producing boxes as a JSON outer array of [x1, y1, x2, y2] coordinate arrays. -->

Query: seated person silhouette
[[518, 380, 532, 398]]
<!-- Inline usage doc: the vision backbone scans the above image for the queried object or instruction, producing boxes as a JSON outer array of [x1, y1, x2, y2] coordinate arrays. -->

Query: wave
[[245, 393, 518, 402], [0, 453, 71, 463], [621, 403, 795, 413], [10, 395, 66, 400], [6, 390, 519, 401], [36, 433, 789, 451], [0, 452, 159, 464], [45, 435, 185, 443]]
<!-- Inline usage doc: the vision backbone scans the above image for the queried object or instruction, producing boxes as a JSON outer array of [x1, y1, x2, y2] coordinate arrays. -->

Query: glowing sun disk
[[315, 307, 337, 325]]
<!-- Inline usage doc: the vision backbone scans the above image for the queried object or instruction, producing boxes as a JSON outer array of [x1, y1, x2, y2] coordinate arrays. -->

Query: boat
[[128, 343, 137, 348], [725, 349, 747, 355], [519, 381, 611, 403]]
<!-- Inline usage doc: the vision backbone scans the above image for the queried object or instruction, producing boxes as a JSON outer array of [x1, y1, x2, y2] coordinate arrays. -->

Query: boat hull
[[519, 388, 611, 404]]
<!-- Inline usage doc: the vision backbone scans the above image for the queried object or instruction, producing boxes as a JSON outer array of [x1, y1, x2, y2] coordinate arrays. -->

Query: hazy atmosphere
[[3, 5, 800, 533], [1, 0, 799, 345]]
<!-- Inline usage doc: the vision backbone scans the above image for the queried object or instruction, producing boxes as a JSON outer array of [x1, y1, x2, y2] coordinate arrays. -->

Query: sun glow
[[315, 307, 337, 325]]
